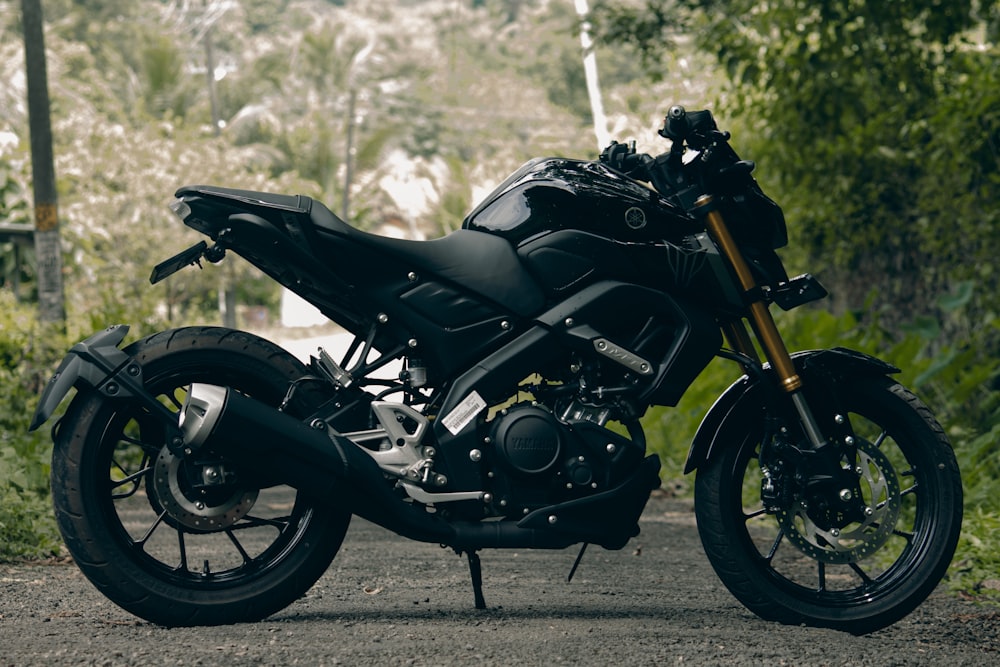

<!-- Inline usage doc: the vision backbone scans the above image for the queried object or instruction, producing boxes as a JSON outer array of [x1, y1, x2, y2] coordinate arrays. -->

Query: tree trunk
[[574, 0, 610, 152], [22, 0, 66, 324]]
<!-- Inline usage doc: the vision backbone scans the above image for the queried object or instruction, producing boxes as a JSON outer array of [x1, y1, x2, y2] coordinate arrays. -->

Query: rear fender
[[30, 326, 181, 447], [683, 347, 899, 474]]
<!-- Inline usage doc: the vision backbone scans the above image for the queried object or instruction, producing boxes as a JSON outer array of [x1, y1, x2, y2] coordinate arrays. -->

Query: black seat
[[176, 186, 546, 317], [175, 185, 311, 215], [309, 201, 546, 317]]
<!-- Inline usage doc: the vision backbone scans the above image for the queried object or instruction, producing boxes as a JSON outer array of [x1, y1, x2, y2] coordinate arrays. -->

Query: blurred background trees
[[592, 0, 998, 332]]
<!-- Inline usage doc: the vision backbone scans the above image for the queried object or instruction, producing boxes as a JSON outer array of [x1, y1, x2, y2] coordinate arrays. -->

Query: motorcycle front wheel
[[694, 376, 963, 634], [50, 327, 351, 626]]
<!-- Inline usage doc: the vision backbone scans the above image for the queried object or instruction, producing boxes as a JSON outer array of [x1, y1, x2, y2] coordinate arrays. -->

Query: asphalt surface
[[1, 495, 997, 666]]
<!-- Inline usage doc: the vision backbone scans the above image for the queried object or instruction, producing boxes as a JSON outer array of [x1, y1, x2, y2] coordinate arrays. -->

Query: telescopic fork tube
[[694, 195, 827, 449]]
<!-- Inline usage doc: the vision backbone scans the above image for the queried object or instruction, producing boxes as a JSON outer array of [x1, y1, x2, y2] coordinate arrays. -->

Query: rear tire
[[694, 377, 962, 634], [51, 327, 350, 626]]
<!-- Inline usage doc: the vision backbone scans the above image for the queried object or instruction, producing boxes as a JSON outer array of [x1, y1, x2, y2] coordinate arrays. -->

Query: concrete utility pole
[[21, 0, 66, 324]]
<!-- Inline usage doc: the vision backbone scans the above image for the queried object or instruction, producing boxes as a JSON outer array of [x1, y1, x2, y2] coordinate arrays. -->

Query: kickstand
[[465, 550, 487, 610], [567, 543, 589, 582]]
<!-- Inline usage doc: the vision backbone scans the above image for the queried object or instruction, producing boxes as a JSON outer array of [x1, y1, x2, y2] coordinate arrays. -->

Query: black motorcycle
[[31, 107, 962, 633]]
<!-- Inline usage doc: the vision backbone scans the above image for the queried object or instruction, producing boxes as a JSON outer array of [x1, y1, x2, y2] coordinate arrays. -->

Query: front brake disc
[[776, 438, 902, 564]]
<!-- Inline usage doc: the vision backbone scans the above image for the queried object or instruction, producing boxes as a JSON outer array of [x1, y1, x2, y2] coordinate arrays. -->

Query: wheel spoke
[[871, 482, 916, 513], [119, 433, 162, 455], [234, 513, 293, 531], [872, 429, 888, 449], [847, 563, 874, 585], [225, 529, 253, 565], [744, 507, 768, 521], [110, 464, 153, 498], [817, 561, 826, 592], [177, 530, 189, 572], [848, 561, 875, 585], [765, 529, 785, 562], [892, 528, 914, 543], [135, 510, 169, 548]]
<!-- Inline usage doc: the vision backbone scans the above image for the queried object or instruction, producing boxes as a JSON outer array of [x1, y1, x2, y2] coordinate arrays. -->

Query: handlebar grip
[[660, 105, 689, 143], [659, 106, 722, 149]]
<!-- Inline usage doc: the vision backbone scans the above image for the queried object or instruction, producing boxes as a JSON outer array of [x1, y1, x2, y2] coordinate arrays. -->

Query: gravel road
[[2, 496, 997, 666]]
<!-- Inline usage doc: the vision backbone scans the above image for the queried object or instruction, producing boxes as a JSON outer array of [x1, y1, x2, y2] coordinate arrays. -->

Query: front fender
[[683, 347, 899, 474], [29, 325, 178, 442]]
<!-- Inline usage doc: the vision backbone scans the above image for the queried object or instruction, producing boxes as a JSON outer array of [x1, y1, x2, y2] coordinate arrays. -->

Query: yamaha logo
[[624, 206, 647, 229], [511, 436, 557, 452]]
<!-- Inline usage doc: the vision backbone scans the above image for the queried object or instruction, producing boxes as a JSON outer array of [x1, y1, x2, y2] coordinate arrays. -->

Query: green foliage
[[589, 0, 694, 76], [595, 0, 998, 338], [430, 155, 476, 236], [0, 139, 34, 295], [701, 0, 991, 335], [952, 508, 1000, 602], [0, 148, 30, 225], [137, 29, 200, 120], [0, 291, 64, 561]]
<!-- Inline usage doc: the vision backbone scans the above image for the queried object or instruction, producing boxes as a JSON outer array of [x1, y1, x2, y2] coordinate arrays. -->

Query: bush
[[0, 291, 65, 561]]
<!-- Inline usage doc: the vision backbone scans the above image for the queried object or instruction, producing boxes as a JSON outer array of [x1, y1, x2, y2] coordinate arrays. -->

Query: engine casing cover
[[490, 405, 562, 476]]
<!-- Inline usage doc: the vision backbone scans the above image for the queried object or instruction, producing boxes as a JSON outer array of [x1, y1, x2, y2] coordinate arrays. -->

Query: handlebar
[[599, 106, 786, 248], [658, 106, 726, 150], [599, 105, 753, 210], [599, 140, 654, 181]]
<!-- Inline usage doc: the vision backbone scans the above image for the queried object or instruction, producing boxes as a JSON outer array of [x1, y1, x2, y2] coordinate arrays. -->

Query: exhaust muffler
[[179, 383, 454, 542]]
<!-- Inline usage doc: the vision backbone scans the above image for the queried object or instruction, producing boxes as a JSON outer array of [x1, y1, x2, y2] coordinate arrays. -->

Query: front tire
[[694, 377, 962, 634], [51, 327, 351, 626]]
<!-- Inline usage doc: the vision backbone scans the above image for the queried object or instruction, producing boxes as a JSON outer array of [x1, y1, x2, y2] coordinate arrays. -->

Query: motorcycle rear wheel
[[694, 377, 962, 634], [50, 327, 351, 626]]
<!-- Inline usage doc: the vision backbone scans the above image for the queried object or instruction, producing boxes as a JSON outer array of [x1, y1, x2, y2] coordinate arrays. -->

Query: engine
[[478, 400, 645, 520]]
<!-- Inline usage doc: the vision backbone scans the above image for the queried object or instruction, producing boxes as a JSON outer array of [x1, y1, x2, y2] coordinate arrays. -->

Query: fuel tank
[[462, 158, 695, 244], [462, 157, 733, 308]]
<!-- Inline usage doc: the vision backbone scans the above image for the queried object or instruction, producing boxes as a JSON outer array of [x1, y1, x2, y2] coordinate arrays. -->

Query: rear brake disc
[[151, 448, 258, 532]]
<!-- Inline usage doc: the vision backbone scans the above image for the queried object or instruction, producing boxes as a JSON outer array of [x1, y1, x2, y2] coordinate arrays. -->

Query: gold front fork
[[695, 195, 826, 448]]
